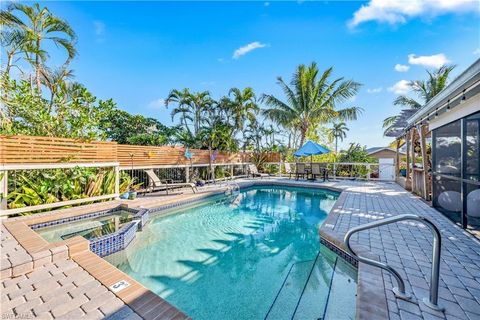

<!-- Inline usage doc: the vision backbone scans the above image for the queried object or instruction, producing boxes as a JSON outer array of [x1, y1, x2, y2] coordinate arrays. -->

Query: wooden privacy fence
[[0, 135, 280, 216], [117, 145, 258, 168], [0, 135, 117, 164], [0, 135, 280, 167]]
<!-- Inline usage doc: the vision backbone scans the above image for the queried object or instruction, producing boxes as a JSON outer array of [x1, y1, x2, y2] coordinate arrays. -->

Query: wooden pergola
[[386, 109, 432, 201]]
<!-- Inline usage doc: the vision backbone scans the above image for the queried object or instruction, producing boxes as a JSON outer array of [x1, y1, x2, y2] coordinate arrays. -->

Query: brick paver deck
[[1, 222, 142, 320], [318, 180, 480, 320]]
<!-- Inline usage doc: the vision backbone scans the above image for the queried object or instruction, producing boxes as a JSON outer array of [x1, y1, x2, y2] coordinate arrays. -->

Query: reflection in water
[[107, 186, 351, 320]]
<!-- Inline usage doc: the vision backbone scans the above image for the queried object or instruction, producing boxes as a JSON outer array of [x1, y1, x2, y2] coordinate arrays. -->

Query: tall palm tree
[[189, 91, 214, 135], [165, 89, 213, 137], [0, 29, 28, 80], [262, 63, 362, 147], [327, 122, 349, 154], [383, 65, 455, 135], [1, 3, 77, 91], [228, 87, 259, 150], [165, 88, 193, 134]]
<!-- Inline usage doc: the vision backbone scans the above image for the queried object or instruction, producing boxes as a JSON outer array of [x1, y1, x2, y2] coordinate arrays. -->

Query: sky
[[16, 1, 480, 149]]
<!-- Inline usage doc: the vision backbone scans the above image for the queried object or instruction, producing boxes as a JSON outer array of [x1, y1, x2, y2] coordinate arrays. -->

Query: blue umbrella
[[294, 140, 330, 173], [294, 140, 330, 157]]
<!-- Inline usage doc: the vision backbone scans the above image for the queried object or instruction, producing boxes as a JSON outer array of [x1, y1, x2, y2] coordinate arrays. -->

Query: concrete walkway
[[317, 180, 480, 320]]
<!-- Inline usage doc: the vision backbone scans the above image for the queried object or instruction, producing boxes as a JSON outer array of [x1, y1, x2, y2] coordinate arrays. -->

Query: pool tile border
[[29, 206, 144, 230], [31, 206, 150, 257], [320, 237, 358, 267]]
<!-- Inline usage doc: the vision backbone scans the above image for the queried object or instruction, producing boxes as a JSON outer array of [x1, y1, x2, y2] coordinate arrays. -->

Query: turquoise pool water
[[106, 185, 357, 320]]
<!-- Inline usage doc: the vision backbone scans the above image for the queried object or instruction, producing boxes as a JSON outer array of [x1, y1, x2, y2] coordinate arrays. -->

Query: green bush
[[7, 167, 116, 211]]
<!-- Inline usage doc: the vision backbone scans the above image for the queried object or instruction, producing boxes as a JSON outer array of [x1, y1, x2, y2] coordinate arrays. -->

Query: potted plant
[[399, 164, 407, 177], [128, 181, 143, 200], [119, 173, 133, 199]]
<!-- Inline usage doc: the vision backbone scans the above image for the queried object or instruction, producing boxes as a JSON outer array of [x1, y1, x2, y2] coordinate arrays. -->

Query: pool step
[[322, 258, 357, 320], [292, 256, 337, 320], [265, 248, 339, 320], [265, 260, 316, 320]]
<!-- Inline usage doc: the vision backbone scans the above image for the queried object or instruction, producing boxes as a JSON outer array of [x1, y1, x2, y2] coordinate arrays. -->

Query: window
[[465, 113, 480, 182], [433, 120, 461, 177]]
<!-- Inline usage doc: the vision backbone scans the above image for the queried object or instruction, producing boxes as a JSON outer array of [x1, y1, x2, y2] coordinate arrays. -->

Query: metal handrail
[[223, 182, 240, 196], [344, 214, 444, 311]]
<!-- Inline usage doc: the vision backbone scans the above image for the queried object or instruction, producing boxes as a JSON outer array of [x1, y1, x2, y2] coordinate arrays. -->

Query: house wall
[[369, 150, 402, 162], [429, 94, 480, 130]]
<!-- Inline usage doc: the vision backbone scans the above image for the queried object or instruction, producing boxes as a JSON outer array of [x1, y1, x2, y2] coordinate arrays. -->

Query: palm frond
[[393, 95, 422, 109]]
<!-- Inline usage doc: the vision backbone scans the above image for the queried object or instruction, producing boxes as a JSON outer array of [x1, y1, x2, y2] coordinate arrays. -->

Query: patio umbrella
[[294, 140, 330, 166]]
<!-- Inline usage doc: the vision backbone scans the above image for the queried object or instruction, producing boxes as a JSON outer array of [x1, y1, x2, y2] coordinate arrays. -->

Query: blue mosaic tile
[[320, 237, 358, 267]]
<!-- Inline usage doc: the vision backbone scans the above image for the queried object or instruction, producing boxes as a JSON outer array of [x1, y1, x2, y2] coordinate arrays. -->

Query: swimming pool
[[106, 185, 357, 319]]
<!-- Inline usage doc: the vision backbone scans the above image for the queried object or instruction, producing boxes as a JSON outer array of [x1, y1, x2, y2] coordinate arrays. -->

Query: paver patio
[[1, 179, 480, 319]]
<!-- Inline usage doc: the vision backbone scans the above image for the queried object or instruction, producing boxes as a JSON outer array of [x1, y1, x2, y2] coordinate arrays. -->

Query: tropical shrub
[[7, 167, 116, 211], [251, 152, 268, 171], [1, 79, 115, 140]]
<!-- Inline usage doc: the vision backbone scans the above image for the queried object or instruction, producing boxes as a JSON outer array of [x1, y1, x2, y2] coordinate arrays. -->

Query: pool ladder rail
[[344, 214, 444, 312], [224, 182, 241, 196]]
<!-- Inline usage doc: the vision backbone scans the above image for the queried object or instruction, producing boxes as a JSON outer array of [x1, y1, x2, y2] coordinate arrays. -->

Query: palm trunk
[[299, 128, 307, 147], [35, 51, 42, 92], [5, 53, 13, 79], [2, 53, 13, 101], [208, 145, 214, 182], [335, 137, 338, 154]]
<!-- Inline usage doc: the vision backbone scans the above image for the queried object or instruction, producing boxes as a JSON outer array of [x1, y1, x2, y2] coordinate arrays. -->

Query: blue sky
[[32, 1, 480, 149]]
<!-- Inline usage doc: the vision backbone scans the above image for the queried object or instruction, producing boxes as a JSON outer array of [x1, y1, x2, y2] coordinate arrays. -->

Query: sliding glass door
[[432, 111, 480, 233]]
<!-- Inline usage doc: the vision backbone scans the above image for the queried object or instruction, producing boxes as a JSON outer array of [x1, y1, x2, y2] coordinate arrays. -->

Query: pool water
[[37, 210, 136, 242], [106, 186, 357, 320]]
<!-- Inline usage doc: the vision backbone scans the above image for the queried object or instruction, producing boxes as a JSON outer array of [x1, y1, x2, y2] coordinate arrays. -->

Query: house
[[367, 147, 406, 162], [392, 58, 480, 233]]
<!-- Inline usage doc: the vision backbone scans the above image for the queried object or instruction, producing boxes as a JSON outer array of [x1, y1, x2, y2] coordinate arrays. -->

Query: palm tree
[[262, 63, 362, 147], [1, 3, 77, 91], [40, 66, 74, 111], [228, 87, 259, 150], [165, 88, 193, 134], [189, 91, 214, 135], [383, 65, 455, 135], [165, 89, 213, 136], [0, 29, 28, 80], [327, 122, 349, 154]]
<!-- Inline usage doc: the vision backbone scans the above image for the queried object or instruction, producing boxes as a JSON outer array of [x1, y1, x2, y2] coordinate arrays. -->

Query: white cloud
[[367, 87, 383, 94], [93, 21, 106, 42], [348, 0, 479, 28], [233, 42, 267, 59], [394, 64, 410, 72], [408, 53, 450, 68], [147, 98, 165, 110], [474, 48, 480, 55], [388, 80, 411, 95], [93, 21, 105, 36]]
